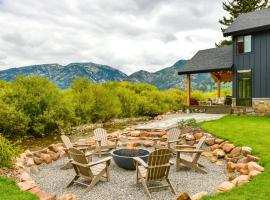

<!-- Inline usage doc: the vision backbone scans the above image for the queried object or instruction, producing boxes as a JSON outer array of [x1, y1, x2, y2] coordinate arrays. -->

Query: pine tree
[[216, 0, 269, 47]]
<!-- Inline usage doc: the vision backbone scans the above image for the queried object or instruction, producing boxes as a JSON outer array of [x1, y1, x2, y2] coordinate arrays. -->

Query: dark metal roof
[[178, 45, 233, 75], [224, 8, 270, 36]]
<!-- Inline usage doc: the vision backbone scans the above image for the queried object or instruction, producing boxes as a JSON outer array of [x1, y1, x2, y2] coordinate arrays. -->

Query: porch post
[[186, 74, 191, 106], [217, 78, 221, 98]]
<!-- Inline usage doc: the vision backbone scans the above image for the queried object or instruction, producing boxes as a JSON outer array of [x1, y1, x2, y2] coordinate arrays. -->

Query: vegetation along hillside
[[0, 60, 231, 92]]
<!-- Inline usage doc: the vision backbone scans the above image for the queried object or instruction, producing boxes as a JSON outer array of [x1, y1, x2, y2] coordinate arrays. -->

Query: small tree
[[216, 0, 269, 47]]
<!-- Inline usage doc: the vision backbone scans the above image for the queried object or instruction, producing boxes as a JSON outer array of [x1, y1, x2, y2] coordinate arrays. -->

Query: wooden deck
[[188, 105, 232, 114]]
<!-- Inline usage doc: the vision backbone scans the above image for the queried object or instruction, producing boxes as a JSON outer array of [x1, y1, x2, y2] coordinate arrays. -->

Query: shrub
[[0, 135, 20, 167], [177, 118, 199, 129]]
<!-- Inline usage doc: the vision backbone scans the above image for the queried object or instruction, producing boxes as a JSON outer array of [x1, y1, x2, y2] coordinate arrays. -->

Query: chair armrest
[[87, 156, 112, 167], [169, 160, 174, 165], [175, 145, 196, 149], [133, 157, 148, 168], [176, 149, 204, 153]]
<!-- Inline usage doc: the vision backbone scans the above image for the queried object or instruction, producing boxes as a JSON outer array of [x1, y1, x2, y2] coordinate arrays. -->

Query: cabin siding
[[233, 30, 270, 98]]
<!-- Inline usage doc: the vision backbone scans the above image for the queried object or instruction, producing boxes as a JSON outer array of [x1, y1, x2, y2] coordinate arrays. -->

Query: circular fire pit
[[111, 148, 150, 170]]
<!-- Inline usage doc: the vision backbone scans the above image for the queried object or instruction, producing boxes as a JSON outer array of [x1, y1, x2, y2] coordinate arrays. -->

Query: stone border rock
[[12, 125, 264, 200]]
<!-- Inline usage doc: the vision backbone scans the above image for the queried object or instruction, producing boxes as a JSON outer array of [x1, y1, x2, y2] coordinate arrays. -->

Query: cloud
[[0, 0, 226, 74]]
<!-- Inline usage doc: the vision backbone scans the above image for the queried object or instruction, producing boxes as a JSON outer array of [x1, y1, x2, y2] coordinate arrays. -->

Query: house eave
[[177, 66, 233, 75], [224, 24, 270, 37]]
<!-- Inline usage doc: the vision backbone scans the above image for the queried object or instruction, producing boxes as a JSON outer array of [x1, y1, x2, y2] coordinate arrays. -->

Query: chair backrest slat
[[147, 149, 172, 181], [68, 148, 93, 177], [192, 136, 206, 160], [94, 128, 108, 146], [61, 135, 73, 149], [167, 128, 181, 142]]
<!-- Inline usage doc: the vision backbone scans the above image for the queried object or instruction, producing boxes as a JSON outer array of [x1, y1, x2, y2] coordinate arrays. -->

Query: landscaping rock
[[242, 146, 252, 156], [237, 157, 248, 163], [34, 157, 43, 165], [48, 144, 59, 153], [217, 181, 235, 192], [130, 131, 140, 137], [39, 193, 56, 200], [249, 170, 262, 178], [58, 194, 77, 200], [201, 151, 213, 158], [232, 175, 250, 186], [213, 149, 226, 158], [247, 162, 264, 172], [215, 139, 224, 144], [230, 147, 241, 157], [185, 134, 195, 141], [191, 191, 208, 200], [143, 141, 153, 147], [176, 192, 191, 200], [18, 181, 36, 191], [222, 143, 235, 153], [226, 172, 237, 181], [226, 162, 236, 173], [30, 166, 40, 174], [26, 158, 35, 167], [42, 154, 52, 164], [210, 144, 220, 151], [19, 172, 32, 182], [25, 150, 33, 157], [194, 132, 203, 140], [247, 155, 260, 162], [205, 138, 215, 146], [239, 169, 249, 175], [235, 163, 248, 172]]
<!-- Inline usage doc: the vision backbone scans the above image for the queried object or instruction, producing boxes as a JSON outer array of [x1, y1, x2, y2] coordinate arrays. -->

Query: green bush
[[0, 135, 20, 167]]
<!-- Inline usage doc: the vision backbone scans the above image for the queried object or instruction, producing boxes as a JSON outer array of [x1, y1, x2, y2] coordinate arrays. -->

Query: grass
[[0, 176, 38, 200], [200, 115, 270, 200]]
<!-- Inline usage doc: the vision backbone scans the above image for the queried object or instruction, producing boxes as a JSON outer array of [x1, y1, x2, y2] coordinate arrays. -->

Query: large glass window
[[237, 70, 252, 106], [237, 35, 252, 54]]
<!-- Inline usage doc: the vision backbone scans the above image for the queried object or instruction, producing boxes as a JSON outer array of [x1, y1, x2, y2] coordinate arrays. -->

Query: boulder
[[49, 151, 60, 161], [30, 166, 40, 174], [222, 143, 235, 153], [239, 169, 249, 175], [215, 138, 224, 144], [201, 151, 213, 158], [210, 156, 218, 163], [130, 131, 141, 137], [226, 172, 237, 181], [25, 150, 33, 157], [237, 157, 248, 163], [19, 172, 32, 182], [232, 175, 250, 186], [230, 147, 241, 157], [14, 162, 25, 169], [247, 162, 264, 172], [48, 144, 59, 153], [217, 181, 235, 192], [185, 134, 195, 141], [210, 144, 220, 151], [213, 149, 226, 158], [58, 194, 77, 200], [26, 158, 35, 167], [242, 146, 252, 156], [139, 131, 149, 137], [28, 186, 44, 197], [191, 191, 208, 200], [149, 131, 165, 137], [235, 163, 248, 172], [42, 153, 52, 164], [18, 181, 36, 191], [249, 170, 262, 178], [34, 157, 43, 165], [205, 138, 215, 146], [143, 141, 153, 147], [176, 192, 191, 200], [194, 132, 203, 140], [247, 155, 260, 162], [39, 193, 56, 200], [226, 162, 236, 173]]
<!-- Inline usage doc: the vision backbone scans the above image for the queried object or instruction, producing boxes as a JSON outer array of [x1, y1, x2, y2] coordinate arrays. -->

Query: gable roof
[[224, 8, 270, 36], [178, 45, 233, 75]]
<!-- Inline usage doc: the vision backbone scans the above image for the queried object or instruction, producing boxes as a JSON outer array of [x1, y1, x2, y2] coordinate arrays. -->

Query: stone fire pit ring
[[111, 148, 150, 170]]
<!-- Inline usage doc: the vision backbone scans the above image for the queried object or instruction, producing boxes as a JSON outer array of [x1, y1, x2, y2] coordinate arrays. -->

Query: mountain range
[[0, 60, 225, 91]]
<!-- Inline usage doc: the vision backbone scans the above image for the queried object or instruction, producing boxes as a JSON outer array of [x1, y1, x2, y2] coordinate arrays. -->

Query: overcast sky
[[0, 0, 227, 74]]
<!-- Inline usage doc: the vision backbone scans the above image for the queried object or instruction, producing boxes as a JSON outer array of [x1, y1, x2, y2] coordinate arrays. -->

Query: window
[[237, 70, 252, 106], [237, 35, 252, 54]]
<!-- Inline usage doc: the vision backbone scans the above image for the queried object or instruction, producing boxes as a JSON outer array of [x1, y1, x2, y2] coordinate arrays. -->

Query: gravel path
[[31, 149, 227, 200], [135, 113, 225, 130]]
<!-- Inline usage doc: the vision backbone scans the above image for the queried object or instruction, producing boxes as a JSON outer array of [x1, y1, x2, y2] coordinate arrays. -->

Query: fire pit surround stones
[[111, 148, 150, 170]]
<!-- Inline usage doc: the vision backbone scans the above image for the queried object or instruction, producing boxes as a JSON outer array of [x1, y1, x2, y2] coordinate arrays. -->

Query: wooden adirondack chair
[[67, 147, 112, 192], [175, 136, 207, 173], [133, 149, 175, 199], [153, 128, 183, 151], [61, 135, 92, 169], [93, 128, 118, 157]]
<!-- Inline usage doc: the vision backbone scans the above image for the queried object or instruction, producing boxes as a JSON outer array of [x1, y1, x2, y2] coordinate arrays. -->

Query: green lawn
[[0, 176, 38, 200], [201, 115, 270, 200]]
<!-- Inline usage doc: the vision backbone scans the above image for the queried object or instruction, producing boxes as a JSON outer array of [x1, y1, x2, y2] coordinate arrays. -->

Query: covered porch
[[178, 45, 233, 114]]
